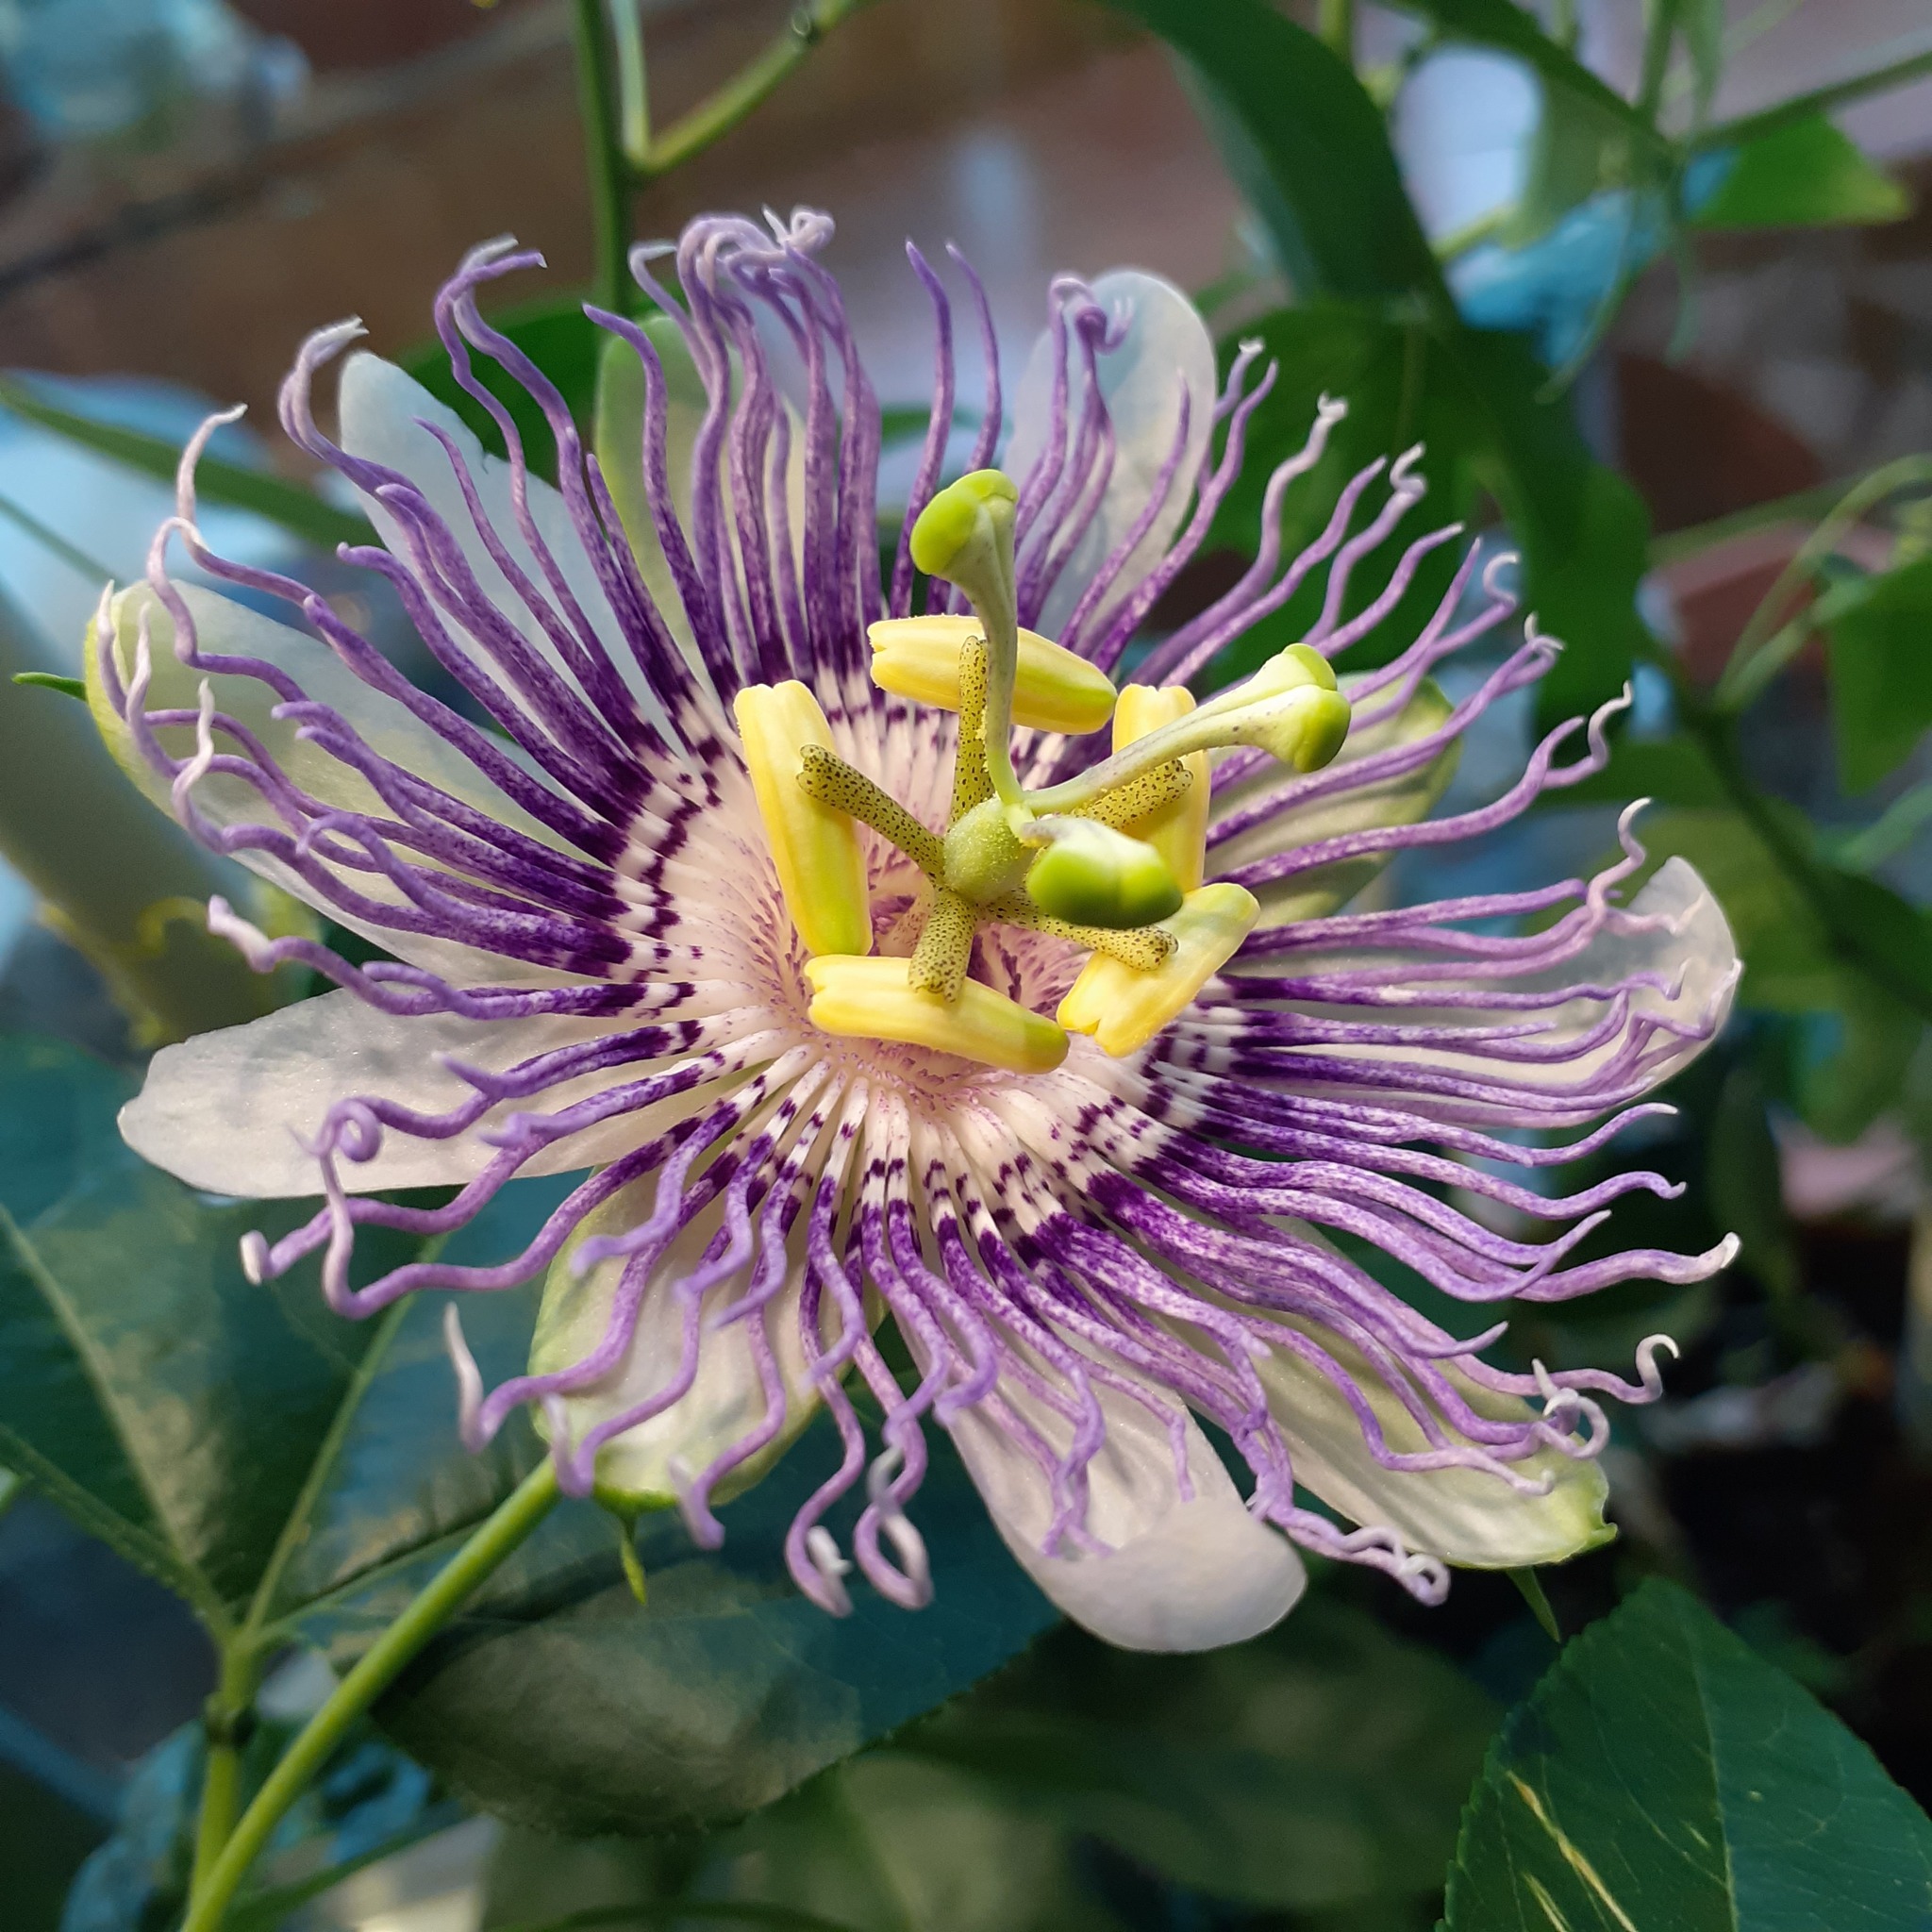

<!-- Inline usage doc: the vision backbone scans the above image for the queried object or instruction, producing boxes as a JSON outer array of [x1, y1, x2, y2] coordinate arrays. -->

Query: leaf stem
[[179, 1458, 562, 1932], [1690, 42, 1932, 152], [573, 0, 633, 315], [1318, 0, 1355, 63], [607, 0, 651, 166], [1637, 0, 1676, 122], [1714, 454, 1932, 710], [631, 0, 874, 181], [190, 1642, 263, 1898]]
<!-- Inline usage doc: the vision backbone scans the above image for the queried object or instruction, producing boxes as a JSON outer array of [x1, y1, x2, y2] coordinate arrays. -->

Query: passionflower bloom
[[95, 208, 1739, 1652]]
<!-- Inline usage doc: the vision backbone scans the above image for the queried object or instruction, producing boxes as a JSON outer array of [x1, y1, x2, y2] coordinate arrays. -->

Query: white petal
[[121, 991, 712, 1196], [96, 581, 564, 978], [1253, 1318, 1612, 1568], [1233, 858, 1740, 1115], [1211, 674, 1458, 920], [1007, 271, 1216, 645], [337, 352, 674, 739], [948, 1374, 1306, 1652], [530, 1173, 823, 1505]]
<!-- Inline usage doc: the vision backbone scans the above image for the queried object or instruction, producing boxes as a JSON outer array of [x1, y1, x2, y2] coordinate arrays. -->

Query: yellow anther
[[733, 682, 873, 958], [1058, 882, 1259, 1058], [807, 955, 1069, 1074], [868, 615, 1117, 736], [1112, 685, 1211, 892]]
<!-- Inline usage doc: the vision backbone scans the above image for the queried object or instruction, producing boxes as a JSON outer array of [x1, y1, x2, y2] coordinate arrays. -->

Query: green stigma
[[908, 468, 1019, 581]]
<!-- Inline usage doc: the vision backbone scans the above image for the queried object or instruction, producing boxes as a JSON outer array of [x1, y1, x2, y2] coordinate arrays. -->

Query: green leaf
[[900, 1600, 1499, 1915], [1202, 306, 1648, 720], [1103, 0, 1447, 308], [0, 1034, 425, 1626], [1443, 1578, 1932, 1929], [0, 375, 372, 554], [479, 1599, 1496, 1929], [1441, 328, 1652, 726], [398, 293, 617, 483], [0, 1035, 558, 1644], [10, 670, 86, 701], [1824, 552, 1932, 792], [1555, 731, 1728, 809], [368, 1416, 1058, 1838], [255, 1179, 580, 1640], [1694, 113, 1911, 230]]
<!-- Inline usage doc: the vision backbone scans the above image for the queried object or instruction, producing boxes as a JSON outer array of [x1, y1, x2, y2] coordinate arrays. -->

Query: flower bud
[[1024, 817, 1183, 929], [806, 954, 1069, 1074], [1058, 882, 1259, 1056], [867, 614, 1116, 735], [733, 681, 873, 958]]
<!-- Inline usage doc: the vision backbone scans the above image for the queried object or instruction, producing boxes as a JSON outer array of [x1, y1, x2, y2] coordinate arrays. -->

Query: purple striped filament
[[100, 209, 1738, 1652]]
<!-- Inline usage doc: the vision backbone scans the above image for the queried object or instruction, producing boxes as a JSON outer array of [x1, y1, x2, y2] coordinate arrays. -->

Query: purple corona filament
[[103, 209, 1739, 1652]]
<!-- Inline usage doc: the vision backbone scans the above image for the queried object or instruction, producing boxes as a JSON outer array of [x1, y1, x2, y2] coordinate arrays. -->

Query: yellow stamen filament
[[733, 682, 873, 958], [868, 614, 1118, 735], [1058, 882, 1259, 1057], [807, 955, 1070, 1074], [1109, 683, 1210, 890]]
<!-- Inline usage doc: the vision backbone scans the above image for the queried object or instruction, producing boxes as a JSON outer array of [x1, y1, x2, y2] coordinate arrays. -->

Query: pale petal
[[948, 1374, 1306, 1652], [1253, 1318, 1612, 1568], [1231, 858, 1740, 1112], [94, 580, 565, 978], [121, 991, 713, 1196], [337, 352, 673, 736], [1210, 675, 1457, 920], [530, 1174, 823, 1505], [1008, 271, 1216, 645]]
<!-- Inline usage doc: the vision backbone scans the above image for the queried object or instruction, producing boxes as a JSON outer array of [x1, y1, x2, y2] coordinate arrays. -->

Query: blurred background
[[6, 1, 1932, 1928]]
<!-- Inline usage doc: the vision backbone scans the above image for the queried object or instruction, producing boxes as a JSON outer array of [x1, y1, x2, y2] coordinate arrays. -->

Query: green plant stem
[[1637, 0, 1677, 121], [633, 0, 873, 180], [608, 0, 651, 165], [574, 0, 632, 315], [1648, 479, 1850, 569], [190, 1643, 263, 1899], [179, 1459, 562, 1932], [1318, 0, 1355, 62], [1690, 42, 1932, 152], [1714, 455, 1932, 710]]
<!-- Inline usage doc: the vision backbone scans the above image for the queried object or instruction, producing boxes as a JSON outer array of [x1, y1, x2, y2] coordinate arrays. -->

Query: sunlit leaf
[[1102, 0, 1445, 307], [1694, 113, 1911, 230], [1443, 1579, 1932, 1928]]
